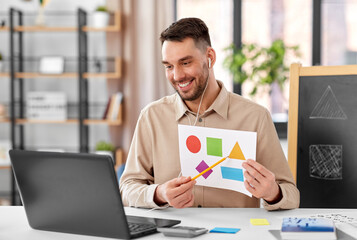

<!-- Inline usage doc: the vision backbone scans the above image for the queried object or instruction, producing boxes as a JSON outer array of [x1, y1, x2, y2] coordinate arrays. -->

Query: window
[[322, 0, 357, 65], [242, 0, 312, 120], [176, 0, 234, 91]]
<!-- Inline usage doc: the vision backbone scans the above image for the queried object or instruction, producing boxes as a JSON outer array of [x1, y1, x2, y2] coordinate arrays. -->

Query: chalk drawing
[[309, 86, 347, 120], [309, 145, 342, 180]]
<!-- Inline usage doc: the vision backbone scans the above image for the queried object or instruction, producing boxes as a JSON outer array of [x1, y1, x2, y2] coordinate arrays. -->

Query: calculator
[[157, 226, 208, 238]]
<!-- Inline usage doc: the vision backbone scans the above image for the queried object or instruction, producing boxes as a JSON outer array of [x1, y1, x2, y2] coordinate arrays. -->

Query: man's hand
[[242, 159, 282, 204], [154, 176, 196, 208]]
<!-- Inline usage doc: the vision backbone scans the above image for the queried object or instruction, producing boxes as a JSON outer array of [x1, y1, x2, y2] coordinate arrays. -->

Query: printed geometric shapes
[[310, 86, 347, 120], [196, 160, 213, 179], [186, 135, 201, 153], [206, 137, 222, 157], [221, 166, 244, 182], [309, 144, 343, 180], [228, 142, 246, 160]]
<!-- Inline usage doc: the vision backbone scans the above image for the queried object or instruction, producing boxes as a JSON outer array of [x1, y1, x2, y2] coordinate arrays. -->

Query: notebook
[[281, 217, 336, 240], [9, 150, 181, 239]]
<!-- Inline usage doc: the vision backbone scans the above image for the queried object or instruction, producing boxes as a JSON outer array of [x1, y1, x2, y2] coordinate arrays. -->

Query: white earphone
[[208, 58, 211, 68]]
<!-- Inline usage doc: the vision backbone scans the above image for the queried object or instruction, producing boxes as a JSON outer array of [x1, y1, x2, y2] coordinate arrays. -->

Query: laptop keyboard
[[128, 222, 157, 234]]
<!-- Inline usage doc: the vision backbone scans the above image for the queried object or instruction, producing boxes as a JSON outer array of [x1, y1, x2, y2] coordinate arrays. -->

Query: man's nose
[[173, 66, 185, 81]]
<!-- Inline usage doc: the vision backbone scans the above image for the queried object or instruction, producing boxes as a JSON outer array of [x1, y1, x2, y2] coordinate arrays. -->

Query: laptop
[[9, 150, 181, 239]]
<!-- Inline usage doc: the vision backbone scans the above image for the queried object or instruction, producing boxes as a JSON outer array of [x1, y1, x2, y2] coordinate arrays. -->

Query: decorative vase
[[92, 12, 109, 28], [35, 6, 45, 26]]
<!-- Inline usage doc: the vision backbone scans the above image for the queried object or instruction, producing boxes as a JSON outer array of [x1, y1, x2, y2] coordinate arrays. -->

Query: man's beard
[[175, 70, 209, 101], [176, 79, 207, 101]]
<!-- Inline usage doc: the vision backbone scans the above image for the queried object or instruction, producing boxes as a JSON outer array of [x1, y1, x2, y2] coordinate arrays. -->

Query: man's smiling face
[[162, 37, 209, 102]]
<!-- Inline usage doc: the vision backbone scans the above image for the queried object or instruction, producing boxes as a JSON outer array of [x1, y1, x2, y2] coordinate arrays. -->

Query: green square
[[206, 137, 222, 157]]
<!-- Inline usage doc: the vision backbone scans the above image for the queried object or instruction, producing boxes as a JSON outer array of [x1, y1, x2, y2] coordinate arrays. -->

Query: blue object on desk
[[117, 163, 125, 181], [282, 218, 335, 232], [209, 227, 240, 234]]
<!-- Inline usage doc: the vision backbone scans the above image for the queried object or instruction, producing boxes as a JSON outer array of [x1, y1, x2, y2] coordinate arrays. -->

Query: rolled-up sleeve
[[119, 110, 161, 208]]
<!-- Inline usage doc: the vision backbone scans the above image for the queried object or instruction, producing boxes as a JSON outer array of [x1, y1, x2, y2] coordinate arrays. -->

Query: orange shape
[[228, 142, 246, 160]]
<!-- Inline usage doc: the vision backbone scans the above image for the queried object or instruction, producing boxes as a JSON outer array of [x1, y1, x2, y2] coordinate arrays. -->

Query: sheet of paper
[[178, 124, 257, 197], [209, 227, 240, 234]]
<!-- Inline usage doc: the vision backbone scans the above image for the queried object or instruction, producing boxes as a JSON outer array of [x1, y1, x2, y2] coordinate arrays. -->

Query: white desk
[[0, 206, 356, 239]]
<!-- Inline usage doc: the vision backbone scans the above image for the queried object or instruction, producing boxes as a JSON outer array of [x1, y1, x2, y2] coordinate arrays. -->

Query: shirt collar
[[174, 80, 229, 121]]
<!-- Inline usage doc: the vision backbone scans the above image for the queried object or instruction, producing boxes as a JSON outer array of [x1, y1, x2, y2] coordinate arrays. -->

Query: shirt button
[[198, 118, 202, 122], [198, 205, 202, 208]]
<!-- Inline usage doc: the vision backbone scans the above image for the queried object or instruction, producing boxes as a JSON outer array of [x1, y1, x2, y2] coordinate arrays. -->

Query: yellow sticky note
[[250, 218, 270, 226]]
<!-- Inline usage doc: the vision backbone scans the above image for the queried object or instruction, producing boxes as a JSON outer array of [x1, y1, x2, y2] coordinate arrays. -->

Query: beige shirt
[[120, 81, 299, 210]]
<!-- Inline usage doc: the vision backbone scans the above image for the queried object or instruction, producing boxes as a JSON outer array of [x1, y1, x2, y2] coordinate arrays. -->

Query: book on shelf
[[281, 217, 337, 240], [103, 92, 123, 121], [102, 97, 111, 119]]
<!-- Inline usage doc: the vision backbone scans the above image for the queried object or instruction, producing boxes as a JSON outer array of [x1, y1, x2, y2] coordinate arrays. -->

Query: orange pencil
[[191, 156, 227, 181]]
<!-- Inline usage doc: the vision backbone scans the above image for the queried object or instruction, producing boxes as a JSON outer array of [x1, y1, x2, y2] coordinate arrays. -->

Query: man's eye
[[182, 61, 190, 65], [165, 65, 172, 69]]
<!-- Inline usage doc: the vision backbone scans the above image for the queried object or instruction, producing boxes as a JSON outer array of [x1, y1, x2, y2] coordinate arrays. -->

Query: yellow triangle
[[228, 142, 246, 160]]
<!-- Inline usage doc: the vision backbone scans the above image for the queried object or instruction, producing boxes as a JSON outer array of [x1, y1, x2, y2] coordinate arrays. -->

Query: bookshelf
[[2, 8, 123, 205]]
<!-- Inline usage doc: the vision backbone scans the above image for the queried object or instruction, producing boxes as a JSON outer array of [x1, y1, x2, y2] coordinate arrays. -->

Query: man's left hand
[[242, 159, 282, 203]]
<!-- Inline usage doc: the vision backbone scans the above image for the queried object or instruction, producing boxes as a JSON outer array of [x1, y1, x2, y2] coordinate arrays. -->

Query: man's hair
[[160, 17, 211, 51]]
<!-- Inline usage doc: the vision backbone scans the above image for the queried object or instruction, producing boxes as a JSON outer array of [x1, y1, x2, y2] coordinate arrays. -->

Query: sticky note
[[209, 227, 240, 234], [250, 218, 270, 225]]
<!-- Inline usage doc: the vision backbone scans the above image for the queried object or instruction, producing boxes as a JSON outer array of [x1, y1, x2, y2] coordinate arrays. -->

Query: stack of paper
[[27, 92, 67, 120], [281, 218, 336, 240]]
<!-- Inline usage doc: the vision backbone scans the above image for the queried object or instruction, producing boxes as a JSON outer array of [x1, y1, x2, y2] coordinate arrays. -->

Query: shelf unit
[[3, 8, 123, 205]]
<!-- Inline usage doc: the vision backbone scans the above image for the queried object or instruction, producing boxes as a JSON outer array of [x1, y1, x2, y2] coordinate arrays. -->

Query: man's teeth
[[179, 81, 190, 87]]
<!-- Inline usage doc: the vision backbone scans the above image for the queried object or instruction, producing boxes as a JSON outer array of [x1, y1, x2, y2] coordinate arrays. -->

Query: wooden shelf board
[[84, 72, 121, 78], [16, 119, 78, 124], [0, 73, 10, 78], [16, 73, 77, 78], [14, 119, 122, 125], [2, 11, 121, 33], [0, 166, 11, 169], [84, 119, 122, 125], [16, 72, 120, 79], [15, 26, 120, 32], [0, 118, 10, 123], [83, 26, 120, 32], [0, 26, 9, 31], [15, 26, 77, 32]]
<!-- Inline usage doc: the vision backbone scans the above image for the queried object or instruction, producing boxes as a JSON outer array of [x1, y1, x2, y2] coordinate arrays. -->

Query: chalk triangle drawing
[[310, 85, 347, 120], [228, 142, 246, 160]]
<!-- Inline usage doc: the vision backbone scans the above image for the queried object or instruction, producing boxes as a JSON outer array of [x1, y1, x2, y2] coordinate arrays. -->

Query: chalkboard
[[288, 63, 357, 208]]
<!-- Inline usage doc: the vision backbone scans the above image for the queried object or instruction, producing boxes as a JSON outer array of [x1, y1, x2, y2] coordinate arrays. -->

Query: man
[[120, 18, 299, 210]]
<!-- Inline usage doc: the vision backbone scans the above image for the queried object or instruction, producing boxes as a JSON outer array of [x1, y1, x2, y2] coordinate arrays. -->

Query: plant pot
[[92, 12, 109, 28], [95, 150, 114, 162], [35, 7, 45, 26]]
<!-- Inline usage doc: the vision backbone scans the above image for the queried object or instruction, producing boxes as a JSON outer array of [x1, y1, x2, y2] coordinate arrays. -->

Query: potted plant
[[95, 140, 115, 161], [224, 40, 300, 114], [223, 43, 260, 90], [92, 6, 109, 28]]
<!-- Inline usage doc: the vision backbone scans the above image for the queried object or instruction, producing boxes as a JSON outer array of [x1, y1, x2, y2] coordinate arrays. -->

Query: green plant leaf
[[95, 140, 115, 151]]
